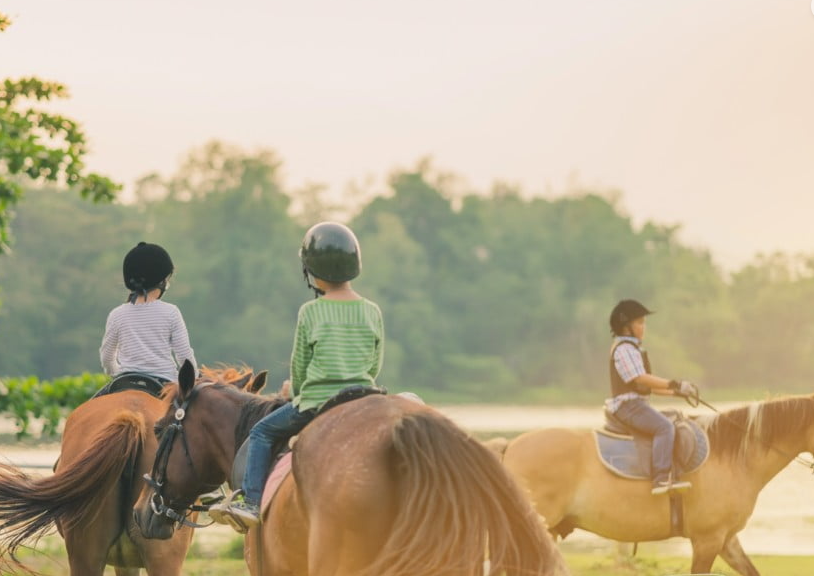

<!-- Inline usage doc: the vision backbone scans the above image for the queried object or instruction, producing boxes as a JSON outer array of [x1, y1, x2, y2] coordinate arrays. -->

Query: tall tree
[[0, 12, 120, 255]]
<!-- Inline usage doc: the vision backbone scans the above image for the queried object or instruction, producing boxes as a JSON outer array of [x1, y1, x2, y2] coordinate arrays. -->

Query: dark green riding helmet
[[299, 222, 361, 283]]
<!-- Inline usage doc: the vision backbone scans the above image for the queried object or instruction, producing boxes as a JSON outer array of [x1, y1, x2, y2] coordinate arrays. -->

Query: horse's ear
[[232, 372, 253, 390], [178, 360, 196, 399], [247, 370, 268, 395]]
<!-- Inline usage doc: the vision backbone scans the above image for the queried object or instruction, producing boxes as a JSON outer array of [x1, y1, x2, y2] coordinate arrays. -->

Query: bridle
[[142, 383, 222, 528]]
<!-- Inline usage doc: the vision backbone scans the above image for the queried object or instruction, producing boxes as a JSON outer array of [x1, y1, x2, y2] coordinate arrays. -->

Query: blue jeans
[[241, 401, 316, 504], [614, 397, 675, 482]]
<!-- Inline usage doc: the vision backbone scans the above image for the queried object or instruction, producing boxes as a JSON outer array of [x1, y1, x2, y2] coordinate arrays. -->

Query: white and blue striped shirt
[[99, 300, 197, 381]]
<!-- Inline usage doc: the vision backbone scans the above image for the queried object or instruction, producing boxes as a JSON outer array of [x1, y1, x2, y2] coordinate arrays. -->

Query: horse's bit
[[143, 384, 221, 528]]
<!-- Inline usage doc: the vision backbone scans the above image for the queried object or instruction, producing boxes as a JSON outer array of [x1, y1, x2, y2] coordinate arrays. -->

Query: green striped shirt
[[291, 297, 384, 411]]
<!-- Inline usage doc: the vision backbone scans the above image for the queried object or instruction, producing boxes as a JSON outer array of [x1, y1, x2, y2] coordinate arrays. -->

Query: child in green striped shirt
[[214, 222, 384, 528]]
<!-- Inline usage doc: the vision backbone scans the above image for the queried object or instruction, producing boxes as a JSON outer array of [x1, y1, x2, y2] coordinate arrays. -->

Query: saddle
[[91, 372, 167, 400], [229, 384, 388, 490], [594, 409, 709, 480]]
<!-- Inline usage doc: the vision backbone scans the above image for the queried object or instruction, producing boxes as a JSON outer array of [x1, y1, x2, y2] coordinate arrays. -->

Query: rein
[[143, 383, 221, 529], [693, 393, 814, 472]]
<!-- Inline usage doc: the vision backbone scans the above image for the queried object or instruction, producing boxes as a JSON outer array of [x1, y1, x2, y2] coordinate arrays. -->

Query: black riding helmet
[[300, 222, 361, 283], [123, 242, 174, 302], [609, 299, 653, 335]]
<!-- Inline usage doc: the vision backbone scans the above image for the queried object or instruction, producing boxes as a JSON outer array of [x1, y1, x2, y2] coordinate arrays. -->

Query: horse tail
[[360, 411, 565, 576], [0, 410, 145, 561]]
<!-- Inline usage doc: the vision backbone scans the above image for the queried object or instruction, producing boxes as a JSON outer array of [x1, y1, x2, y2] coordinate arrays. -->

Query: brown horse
[[0, 366, 266, 576], [490, 394, 814, 575], [133, 360, 569, 576]]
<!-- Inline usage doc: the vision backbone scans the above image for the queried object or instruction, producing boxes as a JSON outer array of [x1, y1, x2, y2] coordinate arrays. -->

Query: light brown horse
[[0, 366, 266, 576], [134, 360, 569, 576], [490, 394, 814, 575]]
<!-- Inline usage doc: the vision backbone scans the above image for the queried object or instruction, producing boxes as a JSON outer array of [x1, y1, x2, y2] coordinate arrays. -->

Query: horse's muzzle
[[133, 504, 175, 540]]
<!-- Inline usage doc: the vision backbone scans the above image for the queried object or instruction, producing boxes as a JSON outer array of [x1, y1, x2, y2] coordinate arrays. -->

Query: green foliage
[[1, 141, 813, 401], [0, 373, 107, 438], [0, 15, 120, 254]]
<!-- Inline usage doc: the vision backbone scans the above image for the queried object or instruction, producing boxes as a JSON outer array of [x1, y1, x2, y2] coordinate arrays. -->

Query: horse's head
[[133, 360, 270, 539]]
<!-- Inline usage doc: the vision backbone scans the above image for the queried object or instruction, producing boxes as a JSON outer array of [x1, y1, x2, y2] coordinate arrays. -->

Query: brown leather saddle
[[594, 408, 709, 480], [229, 385, 387, 489]]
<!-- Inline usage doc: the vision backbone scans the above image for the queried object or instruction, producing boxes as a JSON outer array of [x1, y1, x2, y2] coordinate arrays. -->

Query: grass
[[563, 551, 814, 575], [10, 534, 814, 575]]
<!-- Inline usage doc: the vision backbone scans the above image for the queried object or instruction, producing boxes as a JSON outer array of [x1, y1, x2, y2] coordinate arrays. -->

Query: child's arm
[[99, 311, 120, 376], [289, 311, 312, 398], [170, 308, 197, 373], [368, 311, 385, 380]]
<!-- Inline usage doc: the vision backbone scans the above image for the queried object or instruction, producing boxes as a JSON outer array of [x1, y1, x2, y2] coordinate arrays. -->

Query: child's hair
[[123, 242, 174, 303]]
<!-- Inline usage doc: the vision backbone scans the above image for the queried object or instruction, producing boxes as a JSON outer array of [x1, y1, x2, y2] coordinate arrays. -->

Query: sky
[[2, 0, 814, 270]]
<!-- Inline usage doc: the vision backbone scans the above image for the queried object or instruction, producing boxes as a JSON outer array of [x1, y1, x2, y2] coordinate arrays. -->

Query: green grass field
[[12, 534, 814, 575]]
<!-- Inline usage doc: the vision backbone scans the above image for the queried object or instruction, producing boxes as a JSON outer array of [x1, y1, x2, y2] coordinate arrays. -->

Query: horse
[[488, 394, 814, 575], [0, 365, 267, 576], [133, 360, 569, 576]]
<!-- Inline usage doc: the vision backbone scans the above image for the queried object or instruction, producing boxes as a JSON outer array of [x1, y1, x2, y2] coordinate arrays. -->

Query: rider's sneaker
[[208, 494, 260, 532], [228, 500, 261, 527]]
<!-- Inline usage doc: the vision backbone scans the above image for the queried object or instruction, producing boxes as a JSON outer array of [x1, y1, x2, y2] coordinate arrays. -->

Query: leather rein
[[142, 383, 221, 529]]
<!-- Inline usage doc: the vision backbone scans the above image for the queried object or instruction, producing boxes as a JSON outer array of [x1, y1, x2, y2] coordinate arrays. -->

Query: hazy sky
[[3, 0, 814, 270]]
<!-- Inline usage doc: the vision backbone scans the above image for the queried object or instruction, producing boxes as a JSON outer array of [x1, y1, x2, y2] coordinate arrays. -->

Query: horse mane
[[158, 372, 288, 449], [199, 364, 254, 384], [701, 394, 814, 462]]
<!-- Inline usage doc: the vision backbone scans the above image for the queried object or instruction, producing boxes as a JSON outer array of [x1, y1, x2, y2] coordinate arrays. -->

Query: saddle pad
[[594, 419, 710, 480], [261, 451, 292, 515]]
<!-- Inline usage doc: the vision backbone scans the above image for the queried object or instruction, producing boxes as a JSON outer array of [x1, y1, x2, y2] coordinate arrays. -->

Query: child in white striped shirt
[[99, 242, 197, 383]]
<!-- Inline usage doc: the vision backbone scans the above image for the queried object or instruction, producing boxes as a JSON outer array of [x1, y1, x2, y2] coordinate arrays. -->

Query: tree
[[0, 12, 120, 254]]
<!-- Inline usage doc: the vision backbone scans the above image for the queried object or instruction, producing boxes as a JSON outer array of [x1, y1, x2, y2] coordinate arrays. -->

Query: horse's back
[[60, 390, 163, 467], [294, 394, 425, 504]]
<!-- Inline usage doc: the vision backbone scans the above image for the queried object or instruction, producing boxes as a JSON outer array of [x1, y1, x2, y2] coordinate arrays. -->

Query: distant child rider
[[606, 299, 696, 495], [99, 242, 197, 383], [210, 221, 385, 528]]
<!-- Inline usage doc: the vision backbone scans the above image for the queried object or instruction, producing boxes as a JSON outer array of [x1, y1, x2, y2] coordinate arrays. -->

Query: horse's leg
[[719, 535, 760, 576], [138, 524, 195, 576], [305, 480, 392, 576], [690, 533, 726, 574], [307, 514, 385, 576], [62, 524, 114, 576]]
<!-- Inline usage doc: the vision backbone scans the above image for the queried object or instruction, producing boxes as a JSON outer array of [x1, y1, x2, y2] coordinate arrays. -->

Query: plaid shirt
[[604, 336, 647, 413]]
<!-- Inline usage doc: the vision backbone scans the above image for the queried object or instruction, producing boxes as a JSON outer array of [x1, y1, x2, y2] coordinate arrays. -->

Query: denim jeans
[[241, 401, 316, 504], [614, 397, 675, 481]]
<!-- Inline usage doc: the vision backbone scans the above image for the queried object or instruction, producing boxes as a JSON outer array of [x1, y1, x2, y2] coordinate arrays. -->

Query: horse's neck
[[232, 400, 282, 461], [742, 423, 809, 488]]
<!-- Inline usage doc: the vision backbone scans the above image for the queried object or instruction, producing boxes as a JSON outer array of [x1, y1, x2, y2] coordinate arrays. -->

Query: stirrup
[[208, 489, 249, 534]]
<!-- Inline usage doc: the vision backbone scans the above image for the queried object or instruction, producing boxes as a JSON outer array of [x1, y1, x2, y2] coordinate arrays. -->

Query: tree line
[[1, 141, 813, 402]]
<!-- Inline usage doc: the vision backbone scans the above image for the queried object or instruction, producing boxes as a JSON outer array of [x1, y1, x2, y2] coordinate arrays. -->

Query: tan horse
[[134, 360, 569, 576], [490, 394, 814, 575], [0, 366, 266, 576]]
